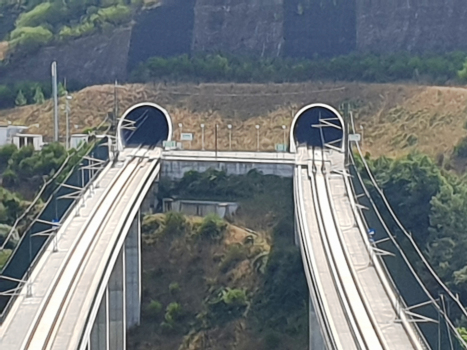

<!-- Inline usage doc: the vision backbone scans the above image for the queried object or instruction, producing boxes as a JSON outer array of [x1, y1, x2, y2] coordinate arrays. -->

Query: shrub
[[219, 243, 248, 272], [9, 26, 53, 53], [15, 2, 64, 28], [33, 86, 44, 104], [0, 144, 17, 167], [163, 212, 186, 236], [15, 89, 27, 106], [146, 299, 162, 316], [96, 5, 131, 26], [0, 85, 16, 109], [198, 213, 226, 239], [165, 302, 183, 324], [454, 136, 467, 158], [2, 169, 18, 188], [0, 249, 12, 270], [142, 214, 163, 234], [169, 282, 180, 294], [58, 21, 96, 41], [221, 288, 248, 307]]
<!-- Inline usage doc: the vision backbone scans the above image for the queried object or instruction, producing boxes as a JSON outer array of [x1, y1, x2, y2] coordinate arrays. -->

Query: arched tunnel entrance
[[290, 104, 345, 153], [117, 102, 172, 150]]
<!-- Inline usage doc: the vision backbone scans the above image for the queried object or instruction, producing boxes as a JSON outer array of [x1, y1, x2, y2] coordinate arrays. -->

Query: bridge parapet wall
[[161, 159, 293, 180]]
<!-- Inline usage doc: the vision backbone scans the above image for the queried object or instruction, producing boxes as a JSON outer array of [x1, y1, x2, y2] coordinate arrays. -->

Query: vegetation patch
[[356, 152, 467, 306], [128, 170, 307, 349]]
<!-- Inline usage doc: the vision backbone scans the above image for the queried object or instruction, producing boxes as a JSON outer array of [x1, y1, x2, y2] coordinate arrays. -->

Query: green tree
[[14, 89, 27, 106], [58, 82, 66, 97], [0, 144, 17, 170], [33, 86, 44, 104]]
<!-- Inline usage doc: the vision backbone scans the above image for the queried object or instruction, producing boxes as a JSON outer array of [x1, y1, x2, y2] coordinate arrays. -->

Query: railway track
[[21, 147, 156, 350], [295, 146, 426, 349]]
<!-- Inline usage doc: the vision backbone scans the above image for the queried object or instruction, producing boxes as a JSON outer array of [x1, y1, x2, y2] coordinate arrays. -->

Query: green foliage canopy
[[361, 152, 467, 303]]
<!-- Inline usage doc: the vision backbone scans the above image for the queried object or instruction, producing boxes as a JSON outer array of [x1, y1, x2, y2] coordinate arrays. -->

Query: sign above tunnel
[[181, 133, 193, 141]]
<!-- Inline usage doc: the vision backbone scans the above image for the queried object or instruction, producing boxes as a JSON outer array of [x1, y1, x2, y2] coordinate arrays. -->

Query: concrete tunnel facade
[[117, 102, 173, 150], [289, 103, 346, 153]]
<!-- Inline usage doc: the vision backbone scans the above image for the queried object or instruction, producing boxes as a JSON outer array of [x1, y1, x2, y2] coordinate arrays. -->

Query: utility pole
[[215, 124, 218, 157], [228, 124, 232, 150], [65, 94, 72, 150], [255, 125, 260, 151], [282, 125, 286, 146], [113, 80, 119, 133], [51, 62, 58, 142], [201, 124, 205, 150]]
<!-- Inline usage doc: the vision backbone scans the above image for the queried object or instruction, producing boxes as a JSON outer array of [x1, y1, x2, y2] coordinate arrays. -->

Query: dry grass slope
[[1, 82, 466, 158]]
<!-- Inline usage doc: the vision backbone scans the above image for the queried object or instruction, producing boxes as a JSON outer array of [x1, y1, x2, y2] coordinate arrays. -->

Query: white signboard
[[163, 140, 177, 149], [181, 133, 193, 141], [275, 144, 287, 152], [349, 133, 361, 142]]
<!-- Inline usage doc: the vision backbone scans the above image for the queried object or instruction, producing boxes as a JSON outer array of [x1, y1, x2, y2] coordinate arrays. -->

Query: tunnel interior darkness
[[119, 104, 171, 148], [293, 106, 344, 150]]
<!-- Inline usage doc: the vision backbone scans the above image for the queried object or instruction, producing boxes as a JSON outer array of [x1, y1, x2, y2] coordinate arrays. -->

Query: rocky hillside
[[356, 0, 467, 53], [3, 0, 467, 86]]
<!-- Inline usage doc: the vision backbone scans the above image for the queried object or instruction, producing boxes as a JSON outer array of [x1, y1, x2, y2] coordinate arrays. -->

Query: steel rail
[[294, 166, 338, 349], [21, 147, 148, 349], [74, 154, 161, 350], [308, 152, 367, 349]]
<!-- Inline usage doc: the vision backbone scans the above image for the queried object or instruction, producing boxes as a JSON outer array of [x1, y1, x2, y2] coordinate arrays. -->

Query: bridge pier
[[87, 213, 141, 350], [125, 213, 141, 328], [109, 250, 125, 350], [90, 290, 108, 350], [309, 297, 324, 349]]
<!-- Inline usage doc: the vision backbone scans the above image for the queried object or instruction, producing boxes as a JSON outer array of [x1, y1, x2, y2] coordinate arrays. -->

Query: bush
[[2, 169, 18, 188], [0, 144, 17, 167], [198, 213, 227, 239], [9, 26, 53, 53], [454, 136, 467, 158], [142, 214, 163, 234], [165, 302, 183, 324], [169, 282, 180, 294], [219, 243, 248, 272], [146, 299, 162, 316], [131, 51, 467, 85], [96, 5, 131, 26], [58, 21, 96, 41], [222, 288, 248, 307], [0, 249, 12, 270], [15, 2, 64, 28], [163, 212, 186, 236]]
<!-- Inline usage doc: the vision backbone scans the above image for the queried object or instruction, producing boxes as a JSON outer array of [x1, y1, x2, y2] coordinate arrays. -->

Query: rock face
[[127, 0, 196, 72], [283, 0, 356, 58], [3, 27, 132, 85], [192, 0, 284, 57], [356, 0, 467, 53], [4, 0, 467, 87]]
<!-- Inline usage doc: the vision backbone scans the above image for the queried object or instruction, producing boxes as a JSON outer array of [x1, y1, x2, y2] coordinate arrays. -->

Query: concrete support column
[[108, 250, 126, 350], [309, 297, 324, 349], [294, 213, 300, 247], [90, 289, 108, 350], [125, 213, 141, 329]]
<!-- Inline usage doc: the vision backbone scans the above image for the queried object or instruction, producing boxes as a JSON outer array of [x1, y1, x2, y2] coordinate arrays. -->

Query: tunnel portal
[[118, 103, 172, 150], [290, 104, 345, 153]]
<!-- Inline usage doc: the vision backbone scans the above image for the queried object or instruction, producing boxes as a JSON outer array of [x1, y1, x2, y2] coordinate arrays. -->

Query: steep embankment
[[1, 82, 466, 158], [356, 0, 467, 53]]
